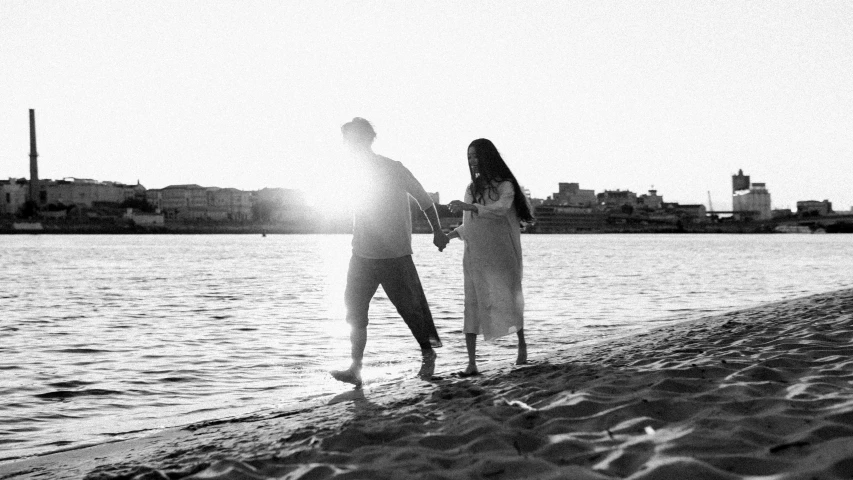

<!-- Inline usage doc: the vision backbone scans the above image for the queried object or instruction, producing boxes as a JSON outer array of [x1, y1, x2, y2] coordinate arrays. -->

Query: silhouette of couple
[[331, 118, 534, 387]]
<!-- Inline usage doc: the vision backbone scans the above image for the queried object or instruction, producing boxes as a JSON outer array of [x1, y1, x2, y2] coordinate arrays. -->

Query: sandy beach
[[3, 288, 853, 480]]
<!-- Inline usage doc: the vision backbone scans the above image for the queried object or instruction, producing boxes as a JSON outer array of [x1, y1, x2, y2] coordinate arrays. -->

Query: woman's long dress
[[453, 180, 524, 341]]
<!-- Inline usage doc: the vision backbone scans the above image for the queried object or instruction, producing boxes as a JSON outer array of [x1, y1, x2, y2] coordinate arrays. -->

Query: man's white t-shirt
[[352, 154, 434, 259]]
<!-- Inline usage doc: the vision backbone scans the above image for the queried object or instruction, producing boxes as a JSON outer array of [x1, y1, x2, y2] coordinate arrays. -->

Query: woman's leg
[[516, 329, 527, 365], [464, 333, 478, 374]]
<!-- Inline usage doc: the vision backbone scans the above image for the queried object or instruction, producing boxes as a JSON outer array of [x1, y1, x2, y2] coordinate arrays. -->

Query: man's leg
[[380, 256, 441, 379], [332, 255, 378, 386], [417, 348, 437, 379], [350, 325, 367, 372]]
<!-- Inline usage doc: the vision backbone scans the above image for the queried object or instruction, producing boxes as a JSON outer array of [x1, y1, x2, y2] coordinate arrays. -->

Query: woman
[[448, 138, 534, 376]]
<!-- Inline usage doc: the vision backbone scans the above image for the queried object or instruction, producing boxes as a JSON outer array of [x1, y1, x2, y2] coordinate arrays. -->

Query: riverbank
[[0, 222, 329, 235], [5, 212, 853, 235], [3, 288, 853, 479]]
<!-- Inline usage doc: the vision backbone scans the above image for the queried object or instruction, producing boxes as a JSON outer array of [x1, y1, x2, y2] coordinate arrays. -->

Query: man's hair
[[341, 117, 376, 145]]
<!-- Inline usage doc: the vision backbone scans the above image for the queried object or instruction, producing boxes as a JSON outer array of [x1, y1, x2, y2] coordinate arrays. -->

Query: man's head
[[341, 117, 376, 152]]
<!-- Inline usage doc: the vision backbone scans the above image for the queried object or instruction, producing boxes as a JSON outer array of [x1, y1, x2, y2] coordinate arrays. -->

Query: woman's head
[[467, 138, 502, 180], [466, 138, 534, 223]]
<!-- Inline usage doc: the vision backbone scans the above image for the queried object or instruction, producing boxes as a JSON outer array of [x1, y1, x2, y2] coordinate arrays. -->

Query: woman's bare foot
[[458, 363, 480, 377]]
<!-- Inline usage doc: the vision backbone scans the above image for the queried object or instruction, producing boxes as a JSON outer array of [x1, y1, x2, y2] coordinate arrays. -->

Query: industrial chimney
[[29, 109, 40, 206]]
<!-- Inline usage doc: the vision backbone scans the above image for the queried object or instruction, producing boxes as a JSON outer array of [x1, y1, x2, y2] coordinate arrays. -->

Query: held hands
[[433, 231, 450, 252], [448, 200, 477, 214]]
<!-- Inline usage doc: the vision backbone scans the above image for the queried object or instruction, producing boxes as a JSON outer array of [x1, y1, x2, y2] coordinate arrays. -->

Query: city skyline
[[3, 106, 848, 213], [2, 2, 852, 211], [4, 166, 847, 218]]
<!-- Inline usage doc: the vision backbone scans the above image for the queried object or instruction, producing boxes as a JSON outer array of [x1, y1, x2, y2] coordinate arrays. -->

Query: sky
[[2, 1, 852, 211]]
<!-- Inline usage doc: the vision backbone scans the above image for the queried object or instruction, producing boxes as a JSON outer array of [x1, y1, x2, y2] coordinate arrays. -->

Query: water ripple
[[34, 389, 124, 400], [2, 233, 852, 461]]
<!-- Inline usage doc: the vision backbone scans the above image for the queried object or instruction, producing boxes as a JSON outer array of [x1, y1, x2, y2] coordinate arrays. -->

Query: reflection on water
[[1, 233, 851, 460]]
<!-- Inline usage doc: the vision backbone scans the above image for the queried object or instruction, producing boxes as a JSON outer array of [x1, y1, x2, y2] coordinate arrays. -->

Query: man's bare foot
[[417, 349, 437, 380], [458, 364, 480, 377], [330, 367, 362, 387], [516, 344, 528, 365]]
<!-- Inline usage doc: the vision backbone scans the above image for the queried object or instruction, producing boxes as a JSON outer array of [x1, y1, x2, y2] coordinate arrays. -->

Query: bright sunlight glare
[[318, 237, 351, 338]]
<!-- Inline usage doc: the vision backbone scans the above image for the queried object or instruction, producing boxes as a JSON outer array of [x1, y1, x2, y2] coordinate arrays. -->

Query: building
[[124, 208, 165, 226], [531, 182, 702, 232], [209, 188, 252, 221], [772, 209, 794, 219], [733, 183, 771, 220], [638, 189, 663, 210], [146, 189, 162, 210], [150, 184, 197, 215], [797, 200, 832, 216], [151, 184, 253, 221], [0, 178, 28, 215], [732, 169, 750, 192], [671, 204, 708, 223], [597, 189, 637, 209], [2, 177, 145, 213], [152, 184, 200, 219], [546, 183, 598, 207], [732, 170, 771, 221], [531, 204, 607, 232], [43, 178, 144, 208], [10, 111, 144, 213]]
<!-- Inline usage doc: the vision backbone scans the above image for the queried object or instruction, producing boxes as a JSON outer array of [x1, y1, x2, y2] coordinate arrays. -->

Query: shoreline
[[4, 219, 853, 235], [3, 288, 853, 479], [3, 229, 851, 235]]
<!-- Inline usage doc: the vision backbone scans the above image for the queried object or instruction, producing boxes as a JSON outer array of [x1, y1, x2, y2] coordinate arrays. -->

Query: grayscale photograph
[[2, 1, 852, 479]]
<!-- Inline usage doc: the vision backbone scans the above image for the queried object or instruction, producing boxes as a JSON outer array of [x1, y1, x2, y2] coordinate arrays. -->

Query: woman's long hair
[[468, 138, 534, 223]]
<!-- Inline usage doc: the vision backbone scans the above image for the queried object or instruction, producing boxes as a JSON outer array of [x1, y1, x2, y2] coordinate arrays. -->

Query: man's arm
[[396, 162, 449, 252], [422, 204, 449, 252]]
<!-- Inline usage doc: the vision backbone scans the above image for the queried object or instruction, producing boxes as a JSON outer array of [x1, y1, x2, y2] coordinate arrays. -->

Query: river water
[[1, 233, 851, 461]]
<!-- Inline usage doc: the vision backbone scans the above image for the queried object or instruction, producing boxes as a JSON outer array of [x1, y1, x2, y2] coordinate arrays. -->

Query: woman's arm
[[446, 184, 472, 241], [473, 181, 515, 219], [448, 200, 477, 213]]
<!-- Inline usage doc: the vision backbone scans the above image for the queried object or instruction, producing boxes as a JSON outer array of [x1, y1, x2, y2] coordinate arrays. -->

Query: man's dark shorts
[[345, 254, 442, 349]]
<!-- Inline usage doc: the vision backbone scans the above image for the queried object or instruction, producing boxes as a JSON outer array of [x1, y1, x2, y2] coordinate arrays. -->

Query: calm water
[[1, 234, 851, 461]]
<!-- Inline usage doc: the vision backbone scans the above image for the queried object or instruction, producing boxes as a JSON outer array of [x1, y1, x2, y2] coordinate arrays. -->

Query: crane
[[707, 191, 718, 222]]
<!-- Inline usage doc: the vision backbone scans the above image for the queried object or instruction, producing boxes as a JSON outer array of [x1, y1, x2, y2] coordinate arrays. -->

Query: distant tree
[[119, 197, 156, 213], [434, 203, 461, 218], [45, 202, 75, 212], [253, 198, 282, 223]]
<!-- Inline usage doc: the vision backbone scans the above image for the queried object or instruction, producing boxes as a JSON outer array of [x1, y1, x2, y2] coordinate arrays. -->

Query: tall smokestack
[[29, 109, 39, 205]]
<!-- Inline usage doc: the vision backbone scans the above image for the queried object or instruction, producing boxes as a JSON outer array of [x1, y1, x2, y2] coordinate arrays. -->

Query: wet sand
[[3, 288, 853, 479]]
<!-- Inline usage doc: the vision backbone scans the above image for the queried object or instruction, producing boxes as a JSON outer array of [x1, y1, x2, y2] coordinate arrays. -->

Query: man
[[331, 117, 449, 387]]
